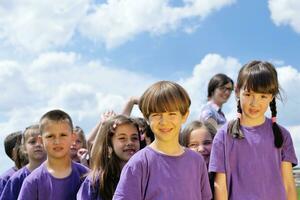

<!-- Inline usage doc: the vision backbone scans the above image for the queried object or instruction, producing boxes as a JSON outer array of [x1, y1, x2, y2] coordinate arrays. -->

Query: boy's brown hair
[[139, 81, 191, 119], [39, 109, 73, 134]]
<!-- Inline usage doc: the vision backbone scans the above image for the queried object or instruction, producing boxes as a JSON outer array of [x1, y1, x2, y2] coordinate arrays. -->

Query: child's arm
[[121, 96, 139, 116], [281, 161, 297, 200], [214, 172, 228, 200]]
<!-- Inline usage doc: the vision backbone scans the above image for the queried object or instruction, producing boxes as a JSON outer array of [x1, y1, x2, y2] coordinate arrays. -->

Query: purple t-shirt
[[200, 101, 226, 126], [113, 146, 212, 200], [0, 167, 17, 196], [0, 166, 29, 200], [209, 118, 298, 200], [77, 175, 102, 200], [18, 161, 89, 200]]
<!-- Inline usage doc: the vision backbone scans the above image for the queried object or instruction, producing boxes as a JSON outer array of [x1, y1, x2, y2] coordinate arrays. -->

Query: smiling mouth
[[159, 128, 172, 133], [123, 149, 136, 155]]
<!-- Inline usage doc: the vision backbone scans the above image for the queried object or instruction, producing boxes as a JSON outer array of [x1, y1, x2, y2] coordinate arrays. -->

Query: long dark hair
[[228, 60, 283, 148], [90, 115, 143, 200]]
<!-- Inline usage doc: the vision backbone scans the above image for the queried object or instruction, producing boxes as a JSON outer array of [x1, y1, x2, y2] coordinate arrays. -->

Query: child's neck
[[46, 157, 72, 178], [27, 159, 44, 172], [240, 115, 266, 127], [150, 140, 184, 156]]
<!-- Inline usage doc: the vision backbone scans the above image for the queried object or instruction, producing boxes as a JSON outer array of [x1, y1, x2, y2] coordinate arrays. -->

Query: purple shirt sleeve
[[280, 126, 298, 166], [209, 127, 226, 173], [113, 162, 143, 200], [1, 167, 30, 200], [77, 175, 102, 200]]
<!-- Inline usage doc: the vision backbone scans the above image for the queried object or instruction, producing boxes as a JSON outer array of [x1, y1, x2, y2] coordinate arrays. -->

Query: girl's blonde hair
[[180, 121, 217, 147]]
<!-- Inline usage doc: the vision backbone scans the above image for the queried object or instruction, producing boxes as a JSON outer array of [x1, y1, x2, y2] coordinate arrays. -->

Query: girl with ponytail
[[209, 61, 298, 200]]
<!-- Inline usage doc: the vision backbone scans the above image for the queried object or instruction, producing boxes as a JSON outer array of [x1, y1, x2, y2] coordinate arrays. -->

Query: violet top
[[200, 101, 226, 126], [18, 161, 89, 200], [77, 174, 102, 200], [113, 146, 212, 200], [0, 166, 30, 200], [0, 167, 17, 196], [209, 118, 298, 200]]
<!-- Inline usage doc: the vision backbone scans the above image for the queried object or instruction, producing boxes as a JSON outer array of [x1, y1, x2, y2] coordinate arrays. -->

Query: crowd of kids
[[0, 60, 298, 200]]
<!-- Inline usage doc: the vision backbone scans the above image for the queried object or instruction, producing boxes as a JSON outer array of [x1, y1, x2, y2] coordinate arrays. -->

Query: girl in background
[[200, 74, 233, 129], [0, 125, 46, 200], [71, 126, 88, 163], [77, 115, 143, 200], [209, 61, 298, 200], [180, 120, 217, 197], [180, 121, 216, 167]]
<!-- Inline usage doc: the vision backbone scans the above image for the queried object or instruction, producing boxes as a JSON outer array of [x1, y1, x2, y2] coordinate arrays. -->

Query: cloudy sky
[[1, 0, 300, 173]]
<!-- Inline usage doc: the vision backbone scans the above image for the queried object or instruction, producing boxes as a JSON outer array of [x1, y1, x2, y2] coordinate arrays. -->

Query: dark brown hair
[[207, 73, 233, 100]]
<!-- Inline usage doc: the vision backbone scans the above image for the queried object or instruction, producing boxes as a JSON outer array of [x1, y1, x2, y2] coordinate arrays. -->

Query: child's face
[[112, 124, 140, 164], [187, 127, 212, 166], [212, 82, 233, 105], [24, 133, 46, 162], [238, 89, 273, 125], [148, 111, 188, 143], [42, 121, 74, 160], [70, 133, 84, 157]]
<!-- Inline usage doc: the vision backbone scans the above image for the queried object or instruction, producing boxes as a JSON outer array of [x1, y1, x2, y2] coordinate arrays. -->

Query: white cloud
[[288, 125, 300, 164], [0, 0, 89, 52], [79, 0, 235, 48], [0, 0, 236, 52], [269, 0, 300, 33], [0, 51, 156, 136], [276, 65, 300, 125], [180, 53, 241, 121]]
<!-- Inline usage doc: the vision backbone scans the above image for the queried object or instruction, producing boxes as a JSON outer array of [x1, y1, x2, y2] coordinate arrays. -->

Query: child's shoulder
[[9, 166, 30, 179], [72, 161, 89, 174]]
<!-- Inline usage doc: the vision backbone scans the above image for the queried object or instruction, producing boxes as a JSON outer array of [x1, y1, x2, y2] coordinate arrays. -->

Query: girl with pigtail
[[77, 115, 144, 200], [209, 61, 298, 200]]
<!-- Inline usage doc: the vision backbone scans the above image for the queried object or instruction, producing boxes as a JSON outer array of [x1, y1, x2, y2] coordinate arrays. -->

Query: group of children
[[0, 60, 298, 200]]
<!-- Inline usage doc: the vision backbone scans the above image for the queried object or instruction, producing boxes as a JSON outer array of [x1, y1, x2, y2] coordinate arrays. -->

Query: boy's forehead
[[42, 120, 72, 132]]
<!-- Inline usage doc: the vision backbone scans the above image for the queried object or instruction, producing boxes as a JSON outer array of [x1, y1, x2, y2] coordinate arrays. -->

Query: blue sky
[[1, 0, 300, 173]]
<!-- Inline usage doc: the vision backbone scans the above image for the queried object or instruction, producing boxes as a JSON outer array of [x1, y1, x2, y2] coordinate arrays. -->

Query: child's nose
[[197, 145, 205, 152], [53, 138, 60, 144], [159, 115, 168, 125], [250, 96, 258, 106]]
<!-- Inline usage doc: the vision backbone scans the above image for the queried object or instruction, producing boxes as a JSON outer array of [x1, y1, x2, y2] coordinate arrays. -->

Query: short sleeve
[[200, 109, 214, 121], [113, 162, 143, 200], [200, 161, 213, 200], [76, 176, 94, 200], [18, 177, 37, 200], [209, 128, 226, 173], [281, 127, 298, 167]]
